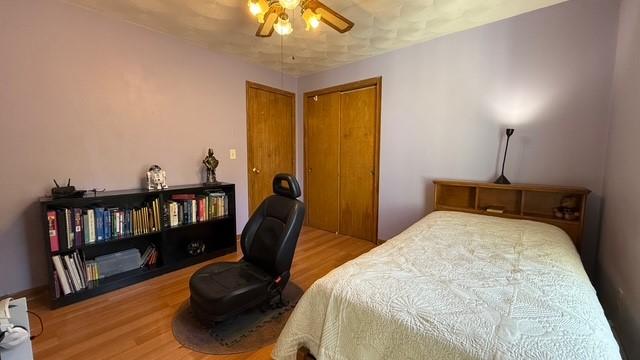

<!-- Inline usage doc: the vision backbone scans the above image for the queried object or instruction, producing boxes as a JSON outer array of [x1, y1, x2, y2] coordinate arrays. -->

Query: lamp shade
[[279, 0, 300, 10], [302, 8, 321, 30], [274, 14, 293, 35]]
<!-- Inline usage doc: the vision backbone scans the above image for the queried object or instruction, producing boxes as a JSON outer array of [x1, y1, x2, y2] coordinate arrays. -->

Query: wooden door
[[305, 92, 340, 232], [339, 87, 378, 241], [246, 82, 295, 214], [303, 77, 381, 243]]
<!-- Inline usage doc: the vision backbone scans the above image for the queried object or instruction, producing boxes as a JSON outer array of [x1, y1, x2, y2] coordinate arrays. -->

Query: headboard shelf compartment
[[433, 180, 590, 249]]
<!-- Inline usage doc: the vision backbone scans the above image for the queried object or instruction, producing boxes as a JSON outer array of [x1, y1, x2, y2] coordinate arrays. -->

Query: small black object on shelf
[[51, 178, 86, 199], [495, 128, 515, 185]]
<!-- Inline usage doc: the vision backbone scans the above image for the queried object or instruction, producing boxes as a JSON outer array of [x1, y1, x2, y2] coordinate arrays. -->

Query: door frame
[[303, 77, 382, 242], [246, 81, 296, 213]]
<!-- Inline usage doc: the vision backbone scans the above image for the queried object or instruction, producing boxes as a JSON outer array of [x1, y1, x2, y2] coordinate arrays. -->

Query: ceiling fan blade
[[255, 8, 279, 37], [308, 0, 354, 33]]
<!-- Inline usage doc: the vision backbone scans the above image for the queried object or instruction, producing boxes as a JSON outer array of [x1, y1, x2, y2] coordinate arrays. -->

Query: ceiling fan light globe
[[302, 8, 321, 30], [279, 0, 300, 10], [248, 0, 268, 20], [248, 2, 261, 16], [274, 15, 293, 35]]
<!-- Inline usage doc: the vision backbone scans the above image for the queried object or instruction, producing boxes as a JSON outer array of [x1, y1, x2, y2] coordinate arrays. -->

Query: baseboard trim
[[3, 285, 48, 302]]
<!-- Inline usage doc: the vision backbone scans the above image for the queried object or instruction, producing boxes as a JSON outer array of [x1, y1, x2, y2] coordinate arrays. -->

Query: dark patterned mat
[[172, 283, 303, 355]]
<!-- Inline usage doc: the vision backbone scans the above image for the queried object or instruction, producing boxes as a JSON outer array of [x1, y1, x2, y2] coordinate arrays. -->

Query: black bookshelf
[[40, 183, 237, 308]]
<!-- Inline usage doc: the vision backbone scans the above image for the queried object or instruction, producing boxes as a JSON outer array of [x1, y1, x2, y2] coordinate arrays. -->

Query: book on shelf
[[52, 251, 87, 296], [85, 261, 98, 283], [87, 209, 96, 244], [73, 208, 83, 247], [52, 270, 61, 299], [54, 209, 68, 252], [52, 245, 159, 298], [64, 209, 74, 249], [47, 211, 59, 252], [485, 206, 505, 214], [46, 198, 161, 252], [165, 192, 229, 228], [140, 244, 158, 268]]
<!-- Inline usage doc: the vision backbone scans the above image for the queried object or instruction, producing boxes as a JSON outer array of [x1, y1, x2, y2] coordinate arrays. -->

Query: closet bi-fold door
[[304, 77, 380, 243], [339, 87, 377, 242], [305, 92, 340, 232]]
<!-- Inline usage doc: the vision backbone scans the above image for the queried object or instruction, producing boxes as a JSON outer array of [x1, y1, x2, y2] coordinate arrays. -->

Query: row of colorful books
[[165, 191, 229, 228], [46, 199, 162, 252]]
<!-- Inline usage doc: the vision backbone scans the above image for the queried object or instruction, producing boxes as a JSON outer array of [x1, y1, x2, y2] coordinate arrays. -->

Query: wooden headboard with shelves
[[433, 180, 590, 249]]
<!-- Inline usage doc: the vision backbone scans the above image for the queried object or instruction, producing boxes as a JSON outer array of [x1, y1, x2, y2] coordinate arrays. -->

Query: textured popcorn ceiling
[[65, 0, 568, 76]]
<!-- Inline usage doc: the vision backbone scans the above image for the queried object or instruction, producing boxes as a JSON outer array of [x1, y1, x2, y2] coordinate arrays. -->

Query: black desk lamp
[[495, 128, 515, 184]]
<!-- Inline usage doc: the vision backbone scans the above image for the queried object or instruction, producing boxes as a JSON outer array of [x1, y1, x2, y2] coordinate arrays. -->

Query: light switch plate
[[229, 149, 237, 160]]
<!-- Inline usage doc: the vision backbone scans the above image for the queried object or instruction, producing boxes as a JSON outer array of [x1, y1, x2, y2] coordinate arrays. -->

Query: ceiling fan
[[248, 0, 354, 37]]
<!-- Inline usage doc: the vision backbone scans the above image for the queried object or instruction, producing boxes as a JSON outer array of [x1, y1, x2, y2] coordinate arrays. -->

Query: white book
[[73, 252, 86, 287], [115, 211, 120, 235], [85, 263, 92, 282], [52, 255, 72, 295], [68, 256, 85, 290], [68, 255, 84, 290], [118, 211, 123, 235], [170, 202, 178, 227], [191, 200, 197, 224], [65, 209, 74, 248], [63, 255, 82, 291], [87, 209, 96, 243]]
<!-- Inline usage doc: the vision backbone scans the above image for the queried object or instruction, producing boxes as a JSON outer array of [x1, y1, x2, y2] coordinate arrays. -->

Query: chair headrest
[[272, 174, 301, 199]]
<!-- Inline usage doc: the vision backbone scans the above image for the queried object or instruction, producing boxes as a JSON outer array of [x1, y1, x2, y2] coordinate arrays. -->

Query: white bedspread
[[273, 211, 620, 360]]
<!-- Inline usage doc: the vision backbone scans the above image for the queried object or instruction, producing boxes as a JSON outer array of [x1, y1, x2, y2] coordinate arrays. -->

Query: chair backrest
[[241, 174, 305, 278]]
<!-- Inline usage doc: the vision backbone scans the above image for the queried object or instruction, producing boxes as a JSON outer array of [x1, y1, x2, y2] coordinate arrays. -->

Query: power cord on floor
[[27, 310, 43, 340]]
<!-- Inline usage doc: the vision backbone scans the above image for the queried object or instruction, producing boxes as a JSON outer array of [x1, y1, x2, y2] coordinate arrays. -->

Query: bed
[[272, 211, 620, 359]]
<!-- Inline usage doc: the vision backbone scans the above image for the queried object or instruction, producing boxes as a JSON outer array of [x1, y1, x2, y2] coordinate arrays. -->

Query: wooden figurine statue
[[147, 165, 168, 190], [203, 148, 219, 184]]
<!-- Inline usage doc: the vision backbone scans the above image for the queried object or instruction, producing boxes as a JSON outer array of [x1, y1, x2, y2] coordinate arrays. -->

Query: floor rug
[[172, 282, 303, 355]]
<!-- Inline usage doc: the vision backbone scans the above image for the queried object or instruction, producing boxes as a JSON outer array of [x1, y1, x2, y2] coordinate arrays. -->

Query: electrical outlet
[[229, 149, 237, 160]]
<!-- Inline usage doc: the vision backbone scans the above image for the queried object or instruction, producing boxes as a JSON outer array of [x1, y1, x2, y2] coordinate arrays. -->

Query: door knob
[[252, 167, 261, 174]]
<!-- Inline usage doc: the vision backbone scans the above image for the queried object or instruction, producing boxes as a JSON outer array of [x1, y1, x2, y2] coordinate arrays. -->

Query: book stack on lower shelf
[[139, 244, 159, 268], [51, 251, 87, 297], [51, 244, 161, 298]]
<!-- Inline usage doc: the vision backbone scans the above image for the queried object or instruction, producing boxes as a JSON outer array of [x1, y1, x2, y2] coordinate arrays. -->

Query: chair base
[[189, 261, 278, 325]]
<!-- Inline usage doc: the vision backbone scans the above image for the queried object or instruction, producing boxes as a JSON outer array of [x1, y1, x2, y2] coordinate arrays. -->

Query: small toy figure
[[553, 195, 580, 220], [202, 148, 219, 184], [147, 165, 168, 190]]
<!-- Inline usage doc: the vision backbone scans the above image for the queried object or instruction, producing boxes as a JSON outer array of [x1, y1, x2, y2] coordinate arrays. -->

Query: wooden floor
[[28, 227, 375, 360]]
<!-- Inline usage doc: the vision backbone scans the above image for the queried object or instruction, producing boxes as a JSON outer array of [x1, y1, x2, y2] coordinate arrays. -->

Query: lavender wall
[[598, 0, 640, 357], [297, 0, 619, 270], [0, 0, 296, 295]]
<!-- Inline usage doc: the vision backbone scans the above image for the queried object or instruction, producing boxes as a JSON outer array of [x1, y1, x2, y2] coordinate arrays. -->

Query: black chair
[[189, 174, 305, 324]]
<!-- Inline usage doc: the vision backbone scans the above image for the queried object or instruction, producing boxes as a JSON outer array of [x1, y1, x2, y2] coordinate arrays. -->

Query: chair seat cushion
[[189, 261, 273, 323]]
